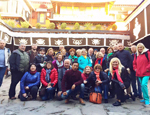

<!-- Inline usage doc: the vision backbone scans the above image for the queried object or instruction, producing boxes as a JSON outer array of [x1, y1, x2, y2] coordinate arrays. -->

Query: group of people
[[0, 39, 150, 106]]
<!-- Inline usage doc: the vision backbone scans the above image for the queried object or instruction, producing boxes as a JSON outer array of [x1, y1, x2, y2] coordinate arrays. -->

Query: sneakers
[[113, 101, 121, 106], [145, 101, 150, 105], [140, 99, 145, 103]]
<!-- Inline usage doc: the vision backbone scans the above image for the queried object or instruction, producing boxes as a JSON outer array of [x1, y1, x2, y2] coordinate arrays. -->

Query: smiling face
[[112, 60, 119, 68], [70, 51, 75, 56], [85, 67, 91, 74], [64, 60, 70, 69], [32, 44, 37, 50], [100, 48, 105, 55], [30, 65, 36, 71], [48, 50, 53, 56], [138, 45, 144, 53], [131, 46, 136, 53], [61, 50, 66, 56], [19, 44, 26, 51], [82, 50, 86, 56], [40, 50, 45, 56], [47, 63, 52, 69], [58, 55, 63, 62], [108, 48, 113, 54], [97, 53, 103, 58]]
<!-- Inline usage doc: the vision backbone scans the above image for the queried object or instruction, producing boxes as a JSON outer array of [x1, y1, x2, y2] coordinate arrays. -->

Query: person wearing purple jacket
[[61, 61, 85, 105], [52, 53, 64, 71]]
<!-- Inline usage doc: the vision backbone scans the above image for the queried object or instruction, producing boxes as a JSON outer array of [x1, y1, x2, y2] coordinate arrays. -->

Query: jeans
[[138, 76, 150, 101], [9, 70, 24, 98], [131, 71, 142, 96], [20, 86, 39, 101], [94, 84, 108, 99], [0, 67, 7, 87], [41, 87, 56, 101], [61, 84, 85, 99]]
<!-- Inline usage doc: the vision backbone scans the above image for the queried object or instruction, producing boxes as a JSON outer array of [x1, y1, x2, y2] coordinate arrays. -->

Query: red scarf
[[94, 71, 101, 81], [95, 58, 103, 66], [112, 67, 123, 83], [30, 70, 37, 75]]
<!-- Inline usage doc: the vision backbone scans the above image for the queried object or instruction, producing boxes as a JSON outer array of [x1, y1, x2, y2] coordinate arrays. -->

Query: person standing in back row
[[131, 45, 142, 98], [9, 43, 29, 100], [27, 44, 38, 64], [0, 40, 11, 87]]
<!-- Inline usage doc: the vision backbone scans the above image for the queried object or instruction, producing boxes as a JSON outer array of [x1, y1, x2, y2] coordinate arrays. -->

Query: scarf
[[95, 58, 103, 66], [45, 69, 51, 83], [94, 71, 101, 81], [83, 55, 87, 59], [107, 52, 113, 59], [112, 67, 123, 83], [56, 60, 63, 68], [69, 55, 77, 62], [30, 70, 37, 75], [83, 73, 89, 80]]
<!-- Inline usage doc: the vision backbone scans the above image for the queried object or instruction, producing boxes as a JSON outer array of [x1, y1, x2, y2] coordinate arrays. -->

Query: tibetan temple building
[[0, 0, 149, 51]]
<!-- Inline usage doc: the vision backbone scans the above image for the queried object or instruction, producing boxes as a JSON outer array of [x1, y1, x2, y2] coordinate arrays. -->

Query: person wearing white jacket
[[0, 39, 11, 87]]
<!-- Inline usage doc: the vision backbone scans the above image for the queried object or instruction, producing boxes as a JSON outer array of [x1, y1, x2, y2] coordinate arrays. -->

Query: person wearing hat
[[19, 63, 40, 101], [34, 48, 48, 72], [94, 49, 98, 56], [68, 48, 78, 63]]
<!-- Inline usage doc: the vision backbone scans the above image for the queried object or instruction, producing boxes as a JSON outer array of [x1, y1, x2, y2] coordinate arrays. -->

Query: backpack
[[136, 51, 149, 62]]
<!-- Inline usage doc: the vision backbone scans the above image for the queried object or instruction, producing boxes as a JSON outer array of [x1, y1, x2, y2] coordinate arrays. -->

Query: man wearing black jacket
[[9, 43, 29, 100], [116, 43, 133, 98]]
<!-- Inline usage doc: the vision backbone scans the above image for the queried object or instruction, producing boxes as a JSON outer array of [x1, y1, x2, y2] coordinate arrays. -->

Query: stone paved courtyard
[[1, 77, 150, 115]]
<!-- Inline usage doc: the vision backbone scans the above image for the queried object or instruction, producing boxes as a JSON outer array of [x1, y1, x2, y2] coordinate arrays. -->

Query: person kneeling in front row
[[19, 64, 40, 101], [109, 58, 131, 106], [85, 64, 109, 103], [40, 61, 58, 101], [61, 61, 85, 105]]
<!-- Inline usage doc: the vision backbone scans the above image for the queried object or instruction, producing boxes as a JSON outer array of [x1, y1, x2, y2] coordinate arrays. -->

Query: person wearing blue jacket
[[19, 64, 40, 101], [78, 48, 92, 73]]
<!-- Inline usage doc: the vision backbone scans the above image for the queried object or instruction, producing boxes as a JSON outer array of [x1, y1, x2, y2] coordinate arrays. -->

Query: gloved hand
[[40, 63, 44, 67], [118, 82, 125, 89]]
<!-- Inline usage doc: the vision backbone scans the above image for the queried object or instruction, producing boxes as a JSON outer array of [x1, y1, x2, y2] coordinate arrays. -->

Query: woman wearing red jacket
[[133, 43, 150, 105], [40, 61, 58, 101]]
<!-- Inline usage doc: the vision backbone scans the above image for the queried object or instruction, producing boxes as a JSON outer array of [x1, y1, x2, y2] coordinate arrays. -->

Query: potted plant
[[46, 22, 55, 29], [21, 21, 30, 28], [112, 24, 117, 30], [35, 23, 41, 29], [73, 22, 80, 30], [61, 23, 67, 29], [95, 24, 101, 30]]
